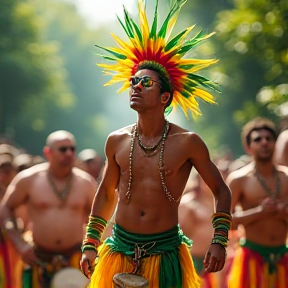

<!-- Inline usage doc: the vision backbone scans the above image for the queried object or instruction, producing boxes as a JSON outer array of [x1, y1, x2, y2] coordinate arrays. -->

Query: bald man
[[0, 130, 97, 288]]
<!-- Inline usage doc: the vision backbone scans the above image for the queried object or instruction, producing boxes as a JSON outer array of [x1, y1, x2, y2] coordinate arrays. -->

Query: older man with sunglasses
[[0, 130, 97, 288]]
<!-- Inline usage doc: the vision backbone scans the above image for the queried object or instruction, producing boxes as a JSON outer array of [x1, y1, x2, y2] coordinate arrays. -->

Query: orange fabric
[[0, 234, 22, 288], [227, 246, 288, 288]]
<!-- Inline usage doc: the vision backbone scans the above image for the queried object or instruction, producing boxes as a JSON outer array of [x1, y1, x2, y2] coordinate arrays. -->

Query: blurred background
[[1, 0, 287, 159]]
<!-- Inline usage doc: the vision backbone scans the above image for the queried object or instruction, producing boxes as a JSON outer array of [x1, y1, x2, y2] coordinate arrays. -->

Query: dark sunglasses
[[130, 76, 162, 89], [57, 146, 76, 153], [252, 136, 273, 143]]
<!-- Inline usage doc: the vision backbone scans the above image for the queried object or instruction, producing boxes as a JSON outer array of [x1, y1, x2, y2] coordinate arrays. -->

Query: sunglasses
[[130, 76, 162, 89], [252, 136, 273, 143], [57, 146, 76, 153]]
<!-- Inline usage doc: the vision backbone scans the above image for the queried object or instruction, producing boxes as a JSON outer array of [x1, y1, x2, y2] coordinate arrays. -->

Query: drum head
[[113, 273, 149, 288], [51, 268, 90, 288]]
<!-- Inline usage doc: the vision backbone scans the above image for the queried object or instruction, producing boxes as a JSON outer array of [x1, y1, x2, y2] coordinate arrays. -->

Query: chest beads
[[254, 167, 281, 199], [125, 120, 179, 203]]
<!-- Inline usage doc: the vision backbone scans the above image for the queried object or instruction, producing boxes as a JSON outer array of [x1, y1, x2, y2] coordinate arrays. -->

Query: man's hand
[[203, 243, 226, 273], [260, 197, 278, 213], [18, 242, 39, 266], [80, 250, 98, 279]]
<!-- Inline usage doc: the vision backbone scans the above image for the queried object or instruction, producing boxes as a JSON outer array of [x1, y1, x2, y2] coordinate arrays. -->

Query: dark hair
[[241, 117, 277, 147], [137, 62, 173, 109]]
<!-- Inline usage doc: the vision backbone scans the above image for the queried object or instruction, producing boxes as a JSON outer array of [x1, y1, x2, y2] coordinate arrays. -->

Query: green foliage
[[0, 0, 74, 152], [181, 0, 287, 156]]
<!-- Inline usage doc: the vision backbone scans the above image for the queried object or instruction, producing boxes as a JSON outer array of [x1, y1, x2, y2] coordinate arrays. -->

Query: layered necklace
[[47, 170, 73, 201], [254, 167, 281, 199], [125, 120, 179, 203]]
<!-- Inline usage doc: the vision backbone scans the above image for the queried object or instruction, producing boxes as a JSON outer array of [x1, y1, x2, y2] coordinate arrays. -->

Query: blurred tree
[[30, 0, 134, 156], [0, 0, 75, 153], [180, 0, 287, 156]]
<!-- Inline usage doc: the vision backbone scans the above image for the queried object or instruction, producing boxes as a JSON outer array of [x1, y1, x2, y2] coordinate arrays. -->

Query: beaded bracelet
[[81, 215, 107, 253], [211, 211, 232, 249]]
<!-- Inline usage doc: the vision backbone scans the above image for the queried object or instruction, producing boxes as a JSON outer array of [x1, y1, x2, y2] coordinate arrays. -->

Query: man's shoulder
[[276, 164, 288, 177], [22, 162, 48, 177], [108, 125, 134, 140], [227, 162, 254, 182], [277, 130, 288, 142], [72, 167, 96, 183], [12, 163, 48, 184], [168, 123, 199, 141]]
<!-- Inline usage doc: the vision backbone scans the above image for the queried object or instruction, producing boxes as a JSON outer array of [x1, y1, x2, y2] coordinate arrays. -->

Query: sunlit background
[[1, 0, 287, 159]]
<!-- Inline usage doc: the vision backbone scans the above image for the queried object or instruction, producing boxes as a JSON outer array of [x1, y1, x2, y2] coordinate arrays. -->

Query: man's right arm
[[90, 133, 120, 221], [226, 173, 277, 228], [80, 133, 120, 278], [0, 171, 38, 265]]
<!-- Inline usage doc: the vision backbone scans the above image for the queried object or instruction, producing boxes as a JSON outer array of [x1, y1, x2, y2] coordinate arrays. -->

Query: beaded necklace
[[254, 167, 281, 199], [135, 120, 168, 157], [125, 120, 179, 203], [47, 170, 73, 201]]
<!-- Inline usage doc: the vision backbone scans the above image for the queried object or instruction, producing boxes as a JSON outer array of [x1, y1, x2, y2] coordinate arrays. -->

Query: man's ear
[[43, 146, 50, 158], [161, 92, 170, 104], [244, 143, 251, 155]]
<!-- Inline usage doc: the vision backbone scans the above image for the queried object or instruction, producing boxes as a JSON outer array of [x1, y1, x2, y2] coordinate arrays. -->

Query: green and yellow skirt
[[89, 224, 200, 288]]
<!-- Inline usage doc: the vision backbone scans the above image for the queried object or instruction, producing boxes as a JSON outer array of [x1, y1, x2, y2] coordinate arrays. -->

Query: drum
[[51, 267, 90, 288], [113, 273, 149, 288]]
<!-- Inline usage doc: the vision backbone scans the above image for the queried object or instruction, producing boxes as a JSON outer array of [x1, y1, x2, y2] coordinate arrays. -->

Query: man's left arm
[[188, 133, 232, 273]]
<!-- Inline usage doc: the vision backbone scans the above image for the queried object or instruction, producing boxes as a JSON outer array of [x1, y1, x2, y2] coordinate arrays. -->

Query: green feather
[[117, 14, 133, 38], [164, 106, 173, 116], [158, 0, 187, 38], [187, 74, 220, 92], [149, 0, 158, 39], [95, 45, 127, 60], [123, 6, 135, 39], [165, 28, 190, 52], [178, 31, 208, 55], [96, 54, 118, 61], [180, 89, 193, 99], [129, 17, 143, 44], [178, 64, 195, 70]]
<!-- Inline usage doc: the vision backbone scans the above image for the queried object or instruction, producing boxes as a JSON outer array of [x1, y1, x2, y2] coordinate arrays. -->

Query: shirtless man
[[179, 174, 219, 288], [0, 130, 97, 288], [226, 117, 288, 288], [80, 2, 232, 288]]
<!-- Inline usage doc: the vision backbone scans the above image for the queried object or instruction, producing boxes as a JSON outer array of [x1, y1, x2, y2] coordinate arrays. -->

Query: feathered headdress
[[96, 0, 219, 118]]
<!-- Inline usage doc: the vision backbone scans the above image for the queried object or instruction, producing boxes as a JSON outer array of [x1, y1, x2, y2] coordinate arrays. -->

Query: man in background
[[78, 148, 103, 183], [226, 117, 288, 287], [0, 130, 97, 288]]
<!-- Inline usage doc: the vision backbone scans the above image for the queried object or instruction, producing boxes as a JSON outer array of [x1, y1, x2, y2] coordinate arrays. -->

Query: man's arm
[[89, 134, 120, 221], [188, 133, 231, 273], [189, 134, 231, 213], [80, 133, 120, 278], [226, 171, 277, 228], [0, 170, 38, 265], [274, 131, 288, 166]]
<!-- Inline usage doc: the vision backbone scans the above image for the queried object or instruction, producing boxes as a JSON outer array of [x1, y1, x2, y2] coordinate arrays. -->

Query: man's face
[[129, 69, 163, 112], [48, 139, 76, 168], [0, 163, 16, 188], [248, 129, 275, 161]]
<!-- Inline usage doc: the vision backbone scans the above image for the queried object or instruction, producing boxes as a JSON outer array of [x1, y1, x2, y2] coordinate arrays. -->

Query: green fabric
[[104, 224, 193, 288], [240, 239, 288, 274], [192, 256, 204, 275], [22, 268, 32, 288]]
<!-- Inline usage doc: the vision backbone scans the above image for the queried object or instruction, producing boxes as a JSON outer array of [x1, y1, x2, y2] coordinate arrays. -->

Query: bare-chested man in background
[[226, 117, 288, 288], [0, 130, 97, 288], [179, 173, 220, 288]]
